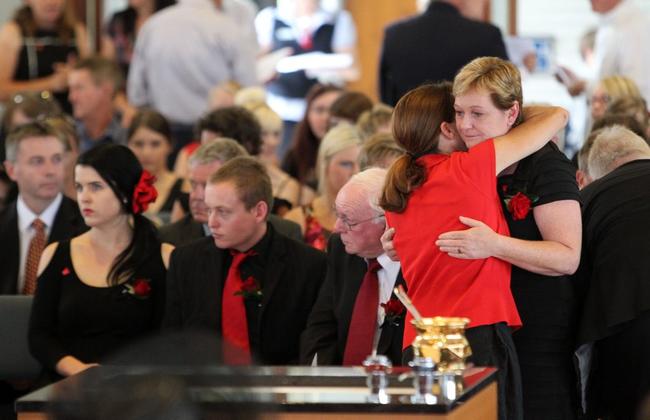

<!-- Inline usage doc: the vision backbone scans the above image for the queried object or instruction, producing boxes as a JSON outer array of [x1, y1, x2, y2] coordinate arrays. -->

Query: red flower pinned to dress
[[61, 267, 70, 276], [123, 278, 152, 299], [381, 297, 406, 326], [507, 192, 533, 220], [234, 276, 262, 300], [132, 170, 158, 214]]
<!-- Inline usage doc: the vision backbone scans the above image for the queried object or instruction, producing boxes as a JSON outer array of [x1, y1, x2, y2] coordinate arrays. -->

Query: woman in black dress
[[436, 57, 582, 419], [0, 0, 90, 113], [29, 144, 173, 382]]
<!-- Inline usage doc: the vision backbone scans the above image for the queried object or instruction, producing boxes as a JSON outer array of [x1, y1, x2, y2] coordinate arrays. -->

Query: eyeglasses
[[336, 213, 385, 232]]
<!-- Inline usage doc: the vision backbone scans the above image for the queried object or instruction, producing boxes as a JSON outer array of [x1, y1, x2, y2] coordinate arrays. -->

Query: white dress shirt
[[16, 193, 62, 292], [373, 253, 401, 350], [128, 0, 258, 124], [594, 0, 650, 104]]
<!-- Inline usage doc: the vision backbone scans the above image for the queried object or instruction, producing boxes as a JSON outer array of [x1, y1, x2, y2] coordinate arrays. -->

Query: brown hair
[[606, 96, 649, 134], [73, 56, 124, 92], [285, 84, 343, 183], [14, 2, 78, 42], [5, 120, 68, 162], [196, 106, 261, 156], [128, 108, 172, 145], [379, 83, 455, 213], [209, 157, 273, 213], [357, 103, 394, 141], [453, 56, 524, 127], [329, 91, 374, 125], [591, 113, 648, 141]]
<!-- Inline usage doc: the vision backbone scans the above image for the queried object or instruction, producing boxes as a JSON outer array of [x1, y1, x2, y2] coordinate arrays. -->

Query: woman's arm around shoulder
[[493, 106, 569, 174]]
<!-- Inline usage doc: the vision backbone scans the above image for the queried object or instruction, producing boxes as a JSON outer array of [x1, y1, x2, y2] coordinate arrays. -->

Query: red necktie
[[221, 250, 256, 365], [23, 218, 46, 295], [343, 258, 381, 365]]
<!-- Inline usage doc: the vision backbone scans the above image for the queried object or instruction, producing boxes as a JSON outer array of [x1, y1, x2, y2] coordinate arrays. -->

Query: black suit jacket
[[0, 196, 86, 295], [300, 234, 406, 366], [379, 2, 508, 106], [163, 224, 326, 365], [159, 214, 303, 247]]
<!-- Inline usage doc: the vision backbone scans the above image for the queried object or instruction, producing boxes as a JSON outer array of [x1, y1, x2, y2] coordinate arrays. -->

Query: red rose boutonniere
[[381, 297, 406, 326], [504, 191, 539, 221], [234, 276, 262, 300], [123, 278, 152, 299], [132, 170, 158, 214]]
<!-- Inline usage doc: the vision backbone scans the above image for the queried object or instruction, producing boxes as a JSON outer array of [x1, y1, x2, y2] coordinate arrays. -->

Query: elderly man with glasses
[[300, 167, 406, 366]]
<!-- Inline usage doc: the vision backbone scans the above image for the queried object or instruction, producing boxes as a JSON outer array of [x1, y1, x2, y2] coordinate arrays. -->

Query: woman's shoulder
[[0, 21, 22, 47]]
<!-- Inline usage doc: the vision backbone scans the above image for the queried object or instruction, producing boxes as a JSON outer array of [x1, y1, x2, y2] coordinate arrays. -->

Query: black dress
[[13, 26, 78, 113], [28, 240, 166, 383], [497, 143, 580, 420]]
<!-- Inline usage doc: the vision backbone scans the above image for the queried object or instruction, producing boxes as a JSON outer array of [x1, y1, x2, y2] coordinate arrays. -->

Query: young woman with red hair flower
[[29, 143, 173, 383]]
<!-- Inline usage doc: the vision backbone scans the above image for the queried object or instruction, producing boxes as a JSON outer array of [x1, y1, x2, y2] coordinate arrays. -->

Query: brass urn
[[411, 317, 472, 372]]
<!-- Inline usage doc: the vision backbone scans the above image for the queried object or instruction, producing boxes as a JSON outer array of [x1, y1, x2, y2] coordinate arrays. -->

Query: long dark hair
[[77, 144, 160, 286], [285, 83, 343, 183], [379, 83, 455, 213]]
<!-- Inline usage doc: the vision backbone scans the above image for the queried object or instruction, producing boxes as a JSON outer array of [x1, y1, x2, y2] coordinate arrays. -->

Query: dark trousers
[[587, 310, 650, 420], [403, 323, 522, 420], [279, 120, 297, 162]]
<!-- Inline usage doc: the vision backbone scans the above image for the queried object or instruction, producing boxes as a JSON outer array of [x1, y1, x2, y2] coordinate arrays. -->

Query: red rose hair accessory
[[132, 170, 158, 214]]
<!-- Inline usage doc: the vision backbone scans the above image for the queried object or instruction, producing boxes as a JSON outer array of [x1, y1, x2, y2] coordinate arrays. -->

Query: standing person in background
[[128, 0, 258, 159], [379, 0, 508, 106], [29, 143, 172, 383], [255, 0, 358, 158], [103, 0, 176, 80], [559, 0, 650, 107], [282, 83, 343, 191], [0, 0, 90, 114], [102, 0, 176, 128]]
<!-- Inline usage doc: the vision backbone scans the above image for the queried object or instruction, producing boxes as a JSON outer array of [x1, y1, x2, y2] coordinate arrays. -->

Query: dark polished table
[[16, 366, 497, 419]]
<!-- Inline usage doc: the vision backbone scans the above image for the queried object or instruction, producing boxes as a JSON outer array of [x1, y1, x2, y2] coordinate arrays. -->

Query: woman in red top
[[380, 77, 567, 419]]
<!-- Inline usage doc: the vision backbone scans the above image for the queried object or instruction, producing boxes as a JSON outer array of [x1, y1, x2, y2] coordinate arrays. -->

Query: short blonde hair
[[597, 76, 643, 104], [453, 56, 523, 127], [357, 103, 393, 141], [252, 105, 282, 133], [358, 132, 403, 170], [588, 125, 650, 179], [316, 124, 362, 194]]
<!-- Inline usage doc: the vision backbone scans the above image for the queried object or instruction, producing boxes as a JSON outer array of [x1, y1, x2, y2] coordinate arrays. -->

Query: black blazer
[[379, 1, 508, 106], [0, 196, 86, 295], [300, 234, 406, 366], [163, 224, 326, 365], [159, 214, 303, 247]]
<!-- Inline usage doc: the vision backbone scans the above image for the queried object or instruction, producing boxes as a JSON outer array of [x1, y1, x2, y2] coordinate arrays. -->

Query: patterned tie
[[23, 218, 46, 295], [221, 249, 256, 365], [343, 258, 381, 365]]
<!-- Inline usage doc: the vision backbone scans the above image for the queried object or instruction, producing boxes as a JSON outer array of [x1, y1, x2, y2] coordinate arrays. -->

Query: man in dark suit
[[301, 168, 405, 366], [0, 122, 86, 295], [575, 126, 650, 419], [159, 139, 301, 247], [379, 0, 508, 106], [164, 157, 326, 365]]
